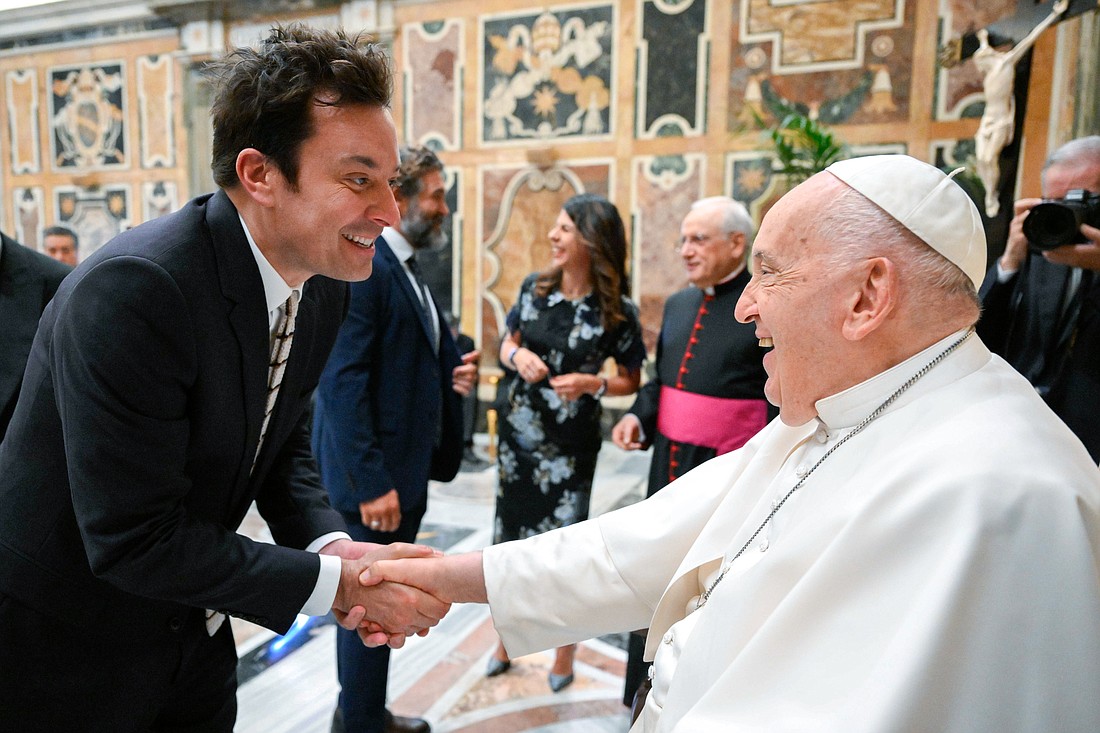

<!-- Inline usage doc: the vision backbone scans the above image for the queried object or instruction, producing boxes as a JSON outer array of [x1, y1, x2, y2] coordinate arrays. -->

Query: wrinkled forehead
[[754, 173, 840, 259]]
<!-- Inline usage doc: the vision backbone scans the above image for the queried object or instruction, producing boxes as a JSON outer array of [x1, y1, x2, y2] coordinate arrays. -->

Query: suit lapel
[[377, 236, 437, 349], [205, 191, 269, 478]]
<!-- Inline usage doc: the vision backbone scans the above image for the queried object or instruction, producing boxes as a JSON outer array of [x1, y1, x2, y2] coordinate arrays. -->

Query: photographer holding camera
[[978, 135, 1100, 461]]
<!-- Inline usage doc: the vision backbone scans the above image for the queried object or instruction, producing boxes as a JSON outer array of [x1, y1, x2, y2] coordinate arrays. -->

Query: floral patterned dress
[[495, 274, 645, 542]]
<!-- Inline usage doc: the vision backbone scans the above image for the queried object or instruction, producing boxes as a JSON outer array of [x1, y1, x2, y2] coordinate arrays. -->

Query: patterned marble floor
[[232, 438, 650, 732]]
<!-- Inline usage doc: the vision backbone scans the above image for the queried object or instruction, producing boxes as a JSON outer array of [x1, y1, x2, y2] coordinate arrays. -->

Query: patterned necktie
[[253, 290, 299, 471], [406, 254, 439, 350]]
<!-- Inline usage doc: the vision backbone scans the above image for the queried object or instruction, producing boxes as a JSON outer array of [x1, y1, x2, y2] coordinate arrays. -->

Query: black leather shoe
[[385, 710, 431, 733]]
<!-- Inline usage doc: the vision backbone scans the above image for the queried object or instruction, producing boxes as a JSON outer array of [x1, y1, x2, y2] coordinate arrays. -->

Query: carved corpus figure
[[972, 0, 1067, 218]]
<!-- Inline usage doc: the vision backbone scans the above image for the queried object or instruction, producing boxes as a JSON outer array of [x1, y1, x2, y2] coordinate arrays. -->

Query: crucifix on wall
[[939, 0, 1092, 218]]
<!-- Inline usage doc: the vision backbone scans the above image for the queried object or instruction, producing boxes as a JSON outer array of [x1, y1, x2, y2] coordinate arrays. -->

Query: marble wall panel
[[480, 161, 612, 359], [137, 54, 175, 169], [6, 68, 40, 175], [636, 0, 708, 138], [55, 184, 131, 260], [730, 0, 914, 130], [11, 186, 45, 249], [724, 151, 780, 225], [479, 4, 615, 145], [142, 180, 178, 220], [630, 153, 705, 351], [49, 61, 128, 171], [403, 19, 464, 151]]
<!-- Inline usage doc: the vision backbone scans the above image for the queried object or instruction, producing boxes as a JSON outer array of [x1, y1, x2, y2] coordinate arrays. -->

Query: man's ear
[[842, 256, 896, 341], [235, 148, 277, 207]]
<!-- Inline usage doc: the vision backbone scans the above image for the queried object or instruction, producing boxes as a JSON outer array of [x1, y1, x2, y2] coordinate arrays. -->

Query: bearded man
[[312, 145, 478, 733]]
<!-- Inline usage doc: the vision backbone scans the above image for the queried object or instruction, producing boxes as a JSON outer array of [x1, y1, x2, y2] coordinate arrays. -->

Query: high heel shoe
[[548, 672, 574, 692], [485, 656, 511, 677]]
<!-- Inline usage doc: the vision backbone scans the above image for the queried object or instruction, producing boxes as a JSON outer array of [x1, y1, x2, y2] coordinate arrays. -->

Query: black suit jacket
[[0, 191, 348, 642], [0, 233, 70, 439], [312, 235, 463, 515], [978, 254, 1100, 461]]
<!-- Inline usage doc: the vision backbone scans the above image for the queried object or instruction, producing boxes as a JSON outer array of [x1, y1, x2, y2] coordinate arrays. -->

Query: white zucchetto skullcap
[[826, 155, 987, 289]]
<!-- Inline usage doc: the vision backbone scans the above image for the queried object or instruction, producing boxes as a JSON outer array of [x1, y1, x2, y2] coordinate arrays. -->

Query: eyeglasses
[[674, 233, 714, 252]]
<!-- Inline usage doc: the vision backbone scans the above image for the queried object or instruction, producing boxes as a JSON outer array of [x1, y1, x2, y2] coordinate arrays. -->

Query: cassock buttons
[[814, 427, 830, 443], [759, 538, 770, 552], [663, 631, 674, 645], [795, 465, 808, 478]]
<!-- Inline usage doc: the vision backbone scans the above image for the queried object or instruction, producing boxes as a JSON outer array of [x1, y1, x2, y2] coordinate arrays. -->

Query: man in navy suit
[[0, 26, 448, 732], [0, 231, 70, 440], [313, 145, 478, 733]]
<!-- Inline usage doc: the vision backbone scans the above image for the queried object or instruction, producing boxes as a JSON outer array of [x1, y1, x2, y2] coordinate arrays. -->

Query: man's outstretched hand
[[362, 551, 489, 645], [326, 541, 452, 648]]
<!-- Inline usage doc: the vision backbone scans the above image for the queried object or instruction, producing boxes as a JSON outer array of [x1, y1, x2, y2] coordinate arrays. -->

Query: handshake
[[323, 540, 485, 648]]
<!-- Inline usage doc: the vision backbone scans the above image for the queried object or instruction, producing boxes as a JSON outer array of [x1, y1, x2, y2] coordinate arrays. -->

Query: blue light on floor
[[267, 614, 313, 660]]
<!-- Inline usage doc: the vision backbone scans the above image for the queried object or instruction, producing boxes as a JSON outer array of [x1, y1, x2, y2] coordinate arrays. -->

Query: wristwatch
[[593, 377, 608, 399]]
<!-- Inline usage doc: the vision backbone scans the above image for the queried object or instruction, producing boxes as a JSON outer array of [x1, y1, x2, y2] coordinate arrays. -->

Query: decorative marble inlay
[[480, 4, 615, 144], [636, 0, 708, 138], [55, 184, 131, 259], [49, 62, 127, 170], [729, 0, 914, 129], [403, 19, 464, 151], [6, 69, 41, 175], [137, 55, 175, 168], [12, 187, 45, 249], [142, 181, 178, 221], [724, 151, 784, 232], [740, 0, 903, 73]]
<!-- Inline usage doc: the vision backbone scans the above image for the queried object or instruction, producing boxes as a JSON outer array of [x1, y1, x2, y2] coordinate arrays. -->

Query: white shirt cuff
[[625, 412, 647, 443], [300, 531, 352, 616], [996, 261, 1019, 282]]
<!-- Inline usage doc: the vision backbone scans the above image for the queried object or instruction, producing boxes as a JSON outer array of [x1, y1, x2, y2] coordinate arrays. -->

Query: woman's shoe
[[548, 672, 574, 692], [485, 657, 511, 677]]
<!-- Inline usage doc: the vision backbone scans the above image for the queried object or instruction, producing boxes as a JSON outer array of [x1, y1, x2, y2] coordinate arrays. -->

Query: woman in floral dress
[[487, 193, 645, 690]]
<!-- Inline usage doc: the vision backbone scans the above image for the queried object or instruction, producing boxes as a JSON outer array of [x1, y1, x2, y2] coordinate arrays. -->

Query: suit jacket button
[[167, 616, 184, 632]]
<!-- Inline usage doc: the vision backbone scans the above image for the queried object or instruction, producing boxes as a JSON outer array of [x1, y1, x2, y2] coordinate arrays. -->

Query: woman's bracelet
[[507, 346, 520, 368], [592, 376, 608, 399]]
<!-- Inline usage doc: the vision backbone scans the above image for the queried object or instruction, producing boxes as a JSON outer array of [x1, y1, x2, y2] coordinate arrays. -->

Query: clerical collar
[[238, 214, 301, 318], [814, 329, 988, 430], [703, 262, 747, 296]]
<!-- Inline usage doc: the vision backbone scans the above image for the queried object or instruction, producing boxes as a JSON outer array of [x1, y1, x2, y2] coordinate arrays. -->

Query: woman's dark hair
[[208, 24, 393, 190], [535, 193, 630, 331]]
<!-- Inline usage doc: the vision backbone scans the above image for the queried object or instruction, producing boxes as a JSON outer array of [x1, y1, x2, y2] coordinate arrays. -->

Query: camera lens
[[1023, 201, 1086, 250]]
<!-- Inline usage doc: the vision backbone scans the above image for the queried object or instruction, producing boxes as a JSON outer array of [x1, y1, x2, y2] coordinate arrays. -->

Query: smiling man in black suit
[[0, 25, 448, 732]]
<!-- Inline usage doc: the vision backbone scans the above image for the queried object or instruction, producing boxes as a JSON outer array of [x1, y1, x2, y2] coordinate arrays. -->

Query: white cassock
[[484, 332, 1100, 732]]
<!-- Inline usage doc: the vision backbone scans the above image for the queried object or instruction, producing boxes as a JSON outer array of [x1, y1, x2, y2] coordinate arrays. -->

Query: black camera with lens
[[1022, 189, 1100, 251]]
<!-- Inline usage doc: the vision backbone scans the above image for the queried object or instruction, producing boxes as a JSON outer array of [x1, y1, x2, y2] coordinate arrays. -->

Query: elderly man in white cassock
[[365, 155, 1100, 732]]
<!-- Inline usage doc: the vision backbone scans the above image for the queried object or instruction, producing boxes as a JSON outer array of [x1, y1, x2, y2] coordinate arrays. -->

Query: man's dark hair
[[43, 225, 78, 249], [208, 24, 393, 190], [393, 145, 444, 200]]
